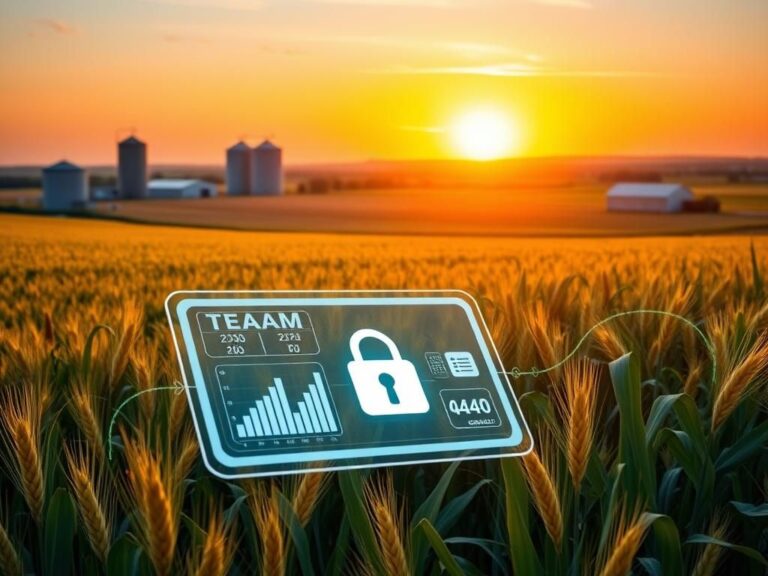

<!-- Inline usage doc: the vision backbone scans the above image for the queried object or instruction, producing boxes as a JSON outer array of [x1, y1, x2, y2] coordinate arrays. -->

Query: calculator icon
[[424, 352, 449, 378]]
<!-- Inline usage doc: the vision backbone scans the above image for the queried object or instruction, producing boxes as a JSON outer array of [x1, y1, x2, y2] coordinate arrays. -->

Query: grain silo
[[118, 136, 147, 198], [226, 141, 251, 195], [42, 160, 88, 211], [250, 140, 283, 196]]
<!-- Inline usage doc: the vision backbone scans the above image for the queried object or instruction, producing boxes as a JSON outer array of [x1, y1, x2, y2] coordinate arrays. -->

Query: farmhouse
[[606, 183, 694, 213], [147, 179, 218, 199]]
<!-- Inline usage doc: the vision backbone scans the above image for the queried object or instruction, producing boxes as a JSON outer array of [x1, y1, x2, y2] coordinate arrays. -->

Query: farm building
[[147, 179, 218, 199], [42, 160, 88, 211], [606, 183, 694, 213]]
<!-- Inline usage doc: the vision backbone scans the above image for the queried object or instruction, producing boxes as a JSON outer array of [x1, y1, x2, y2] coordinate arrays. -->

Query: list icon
[[445, 351, 479, 377]]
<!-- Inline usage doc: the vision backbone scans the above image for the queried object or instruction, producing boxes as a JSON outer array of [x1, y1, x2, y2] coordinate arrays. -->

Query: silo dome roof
[[228, 141, 251, 151], [255, 140, 280, 151], [119, 135, 145, 145], [44, 160, 83, 172]]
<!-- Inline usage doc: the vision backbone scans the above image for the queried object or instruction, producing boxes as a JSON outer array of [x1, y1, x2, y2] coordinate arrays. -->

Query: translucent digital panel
[[165, 290, 532, 478]]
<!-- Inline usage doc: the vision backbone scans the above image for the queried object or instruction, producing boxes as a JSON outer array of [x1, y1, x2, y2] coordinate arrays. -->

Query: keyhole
[[378, 372, 400, 404]]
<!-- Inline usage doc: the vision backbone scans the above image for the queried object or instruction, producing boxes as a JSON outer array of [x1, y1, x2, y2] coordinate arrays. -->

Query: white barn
[[606, 183, 693, 213], [147, 179, 218, 199]]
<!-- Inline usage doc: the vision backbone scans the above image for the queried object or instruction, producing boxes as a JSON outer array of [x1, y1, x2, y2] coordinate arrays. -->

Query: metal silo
[[226, 141, 251, 195], [42, 160, 88, 211], [118, 135, 147, 198], [250, 140, 283, 196]]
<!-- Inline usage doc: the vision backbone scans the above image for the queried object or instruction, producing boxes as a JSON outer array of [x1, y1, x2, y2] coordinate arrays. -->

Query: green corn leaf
[[610, 353, 656, 508], [730, 501, 768, 517], [716, 419, 768, 473], [410, 460, 460, 574], [325, 515, 350, 576], [686, 534, 768, 567], [646, 513, 683, 576], [434, 478, 492, 535], [337, 470, 384, 576], [444, 537, 508, 574], [416, 518, 465, 576], [501, 458, 543, 576], [276, 490, 316, 576], [106, 534, 145, 576], [44, 488, 77, 576]]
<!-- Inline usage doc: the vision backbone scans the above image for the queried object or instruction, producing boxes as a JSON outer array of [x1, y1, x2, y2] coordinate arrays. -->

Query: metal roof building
[[147, 179, 218, 199], [41, 160, 88, 211], [250, 140, 283, 196], [226, 141, 251, 196], [118, 136, 147, 199], [606, 183, 694, 213]]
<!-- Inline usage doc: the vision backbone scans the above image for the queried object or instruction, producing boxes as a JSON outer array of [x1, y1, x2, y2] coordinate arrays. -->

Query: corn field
[[1, 214, 767, 575]]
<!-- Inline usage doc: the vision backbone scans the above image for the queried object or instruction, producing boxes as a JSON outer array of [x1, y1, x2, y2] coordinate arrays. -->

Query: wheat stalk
[[144, 464, 176, 576], [684, 360, 702, 399], [69, 380, 105, 460], [191, 512, 233, 576], [123, 438, 178, 576], [292, 471, 328, 527], [365, 474, 409, 576], [557, 360, 598, 490], [64, 444, 111, 563], [250, 486, 285, 576], [0, 388, 44, 525], [0, 518, 21, 576], [712, 332, 768, 431], [598, 511, 653, 576], [691, 517, 728, 576], [522, 450, 563, 550]]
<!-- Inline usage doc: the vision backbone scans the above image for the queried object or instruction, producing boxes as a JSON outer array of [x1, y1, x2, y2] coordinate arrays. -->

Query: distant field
[[3, 183, 767, 235]]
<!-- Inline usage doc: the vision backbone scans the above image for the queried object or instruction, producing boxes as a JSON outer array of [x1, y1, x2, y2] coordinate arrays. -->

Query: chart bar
[[309, 385, 330, 433], [314, 372, 338, 432], [298, 402, 313, 433], [274, 379, 298, 434], [249, 408, 264, 436], [268, 387, 289, 434], [293, 411, 305, 434], [236, 424, 246, 438], [303, 392, 321, 432], [264, 396, 281, 435], [243, 415, 255, 437], [256, 400, 272, 435]]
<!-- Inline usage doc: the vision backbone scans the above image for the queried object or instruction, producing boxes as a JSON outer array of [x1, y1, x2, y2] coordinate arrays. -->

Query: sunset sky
[[0, 0, 766, 165]]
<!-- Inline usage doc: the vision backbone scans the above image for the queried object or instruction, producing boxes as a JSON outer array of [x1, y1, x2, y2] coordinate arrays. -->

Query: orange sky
[[0, 0, 766, 165]]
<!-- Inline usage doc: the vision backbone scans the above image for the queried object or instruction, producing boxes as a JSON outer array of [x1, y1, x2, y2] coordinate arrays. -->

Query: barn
[[147, 179, 218, 199], [606, 183, 694, 213]]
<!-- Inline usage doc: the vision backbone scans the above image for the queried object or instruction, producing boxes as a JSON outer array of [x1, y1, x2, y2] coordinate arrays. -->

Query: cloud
[[33, 18, 77, 35], [527, 0, 593, 8], [140, 0, 264, 10], [161, 32, 211, 44], [379, 62, 656, 78], [305, 0, 461, 6], [399, 125, 446, 133]]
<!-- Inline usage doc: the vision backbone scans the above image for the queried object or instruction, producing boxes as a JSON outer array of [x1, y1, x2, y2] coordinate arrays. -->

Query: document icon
[[445, 351, 479, 377]]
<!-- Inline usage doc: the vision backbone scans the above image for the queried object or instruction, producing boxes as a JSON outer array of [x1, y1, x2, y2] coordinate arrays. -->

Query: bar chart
[[216, 363, 341, 441]]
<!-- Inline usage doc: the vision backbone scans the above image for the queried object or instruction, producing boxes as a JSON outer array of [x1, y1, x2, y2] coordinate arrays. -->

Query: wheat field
[[1, 213, 767, 575]]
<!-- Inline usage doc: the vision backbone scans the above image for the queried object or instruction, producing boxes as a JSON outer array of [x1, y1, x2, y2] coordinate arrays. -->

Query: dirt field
[[4, 183, 767, 236]]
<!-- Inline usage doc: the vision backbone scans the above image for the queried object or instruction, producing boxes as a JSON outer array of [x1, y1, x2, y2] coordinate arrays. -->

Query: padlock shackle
[[349, 329, 402, 362]]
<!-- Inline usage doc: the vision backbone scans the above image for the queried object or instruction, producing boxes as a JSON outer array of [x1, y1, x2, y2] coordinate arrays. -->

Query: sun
[[450, 108, 520, 161]]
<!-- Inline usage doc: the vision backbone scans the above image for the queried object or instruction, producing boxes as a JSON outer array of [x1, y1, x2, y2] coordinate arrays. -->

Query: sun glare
[[450, 108, 519, 161]]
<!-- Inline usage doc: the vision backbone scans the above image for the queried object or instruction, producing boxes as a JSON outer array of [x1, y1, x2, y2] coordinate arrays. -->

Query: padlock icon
[[347, 328, 430, 416]]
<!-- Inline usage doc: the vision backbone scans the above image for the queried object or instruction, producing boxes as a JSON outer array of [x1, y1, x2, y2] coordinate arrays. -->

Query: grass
[[0, 212, 767, 574]]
